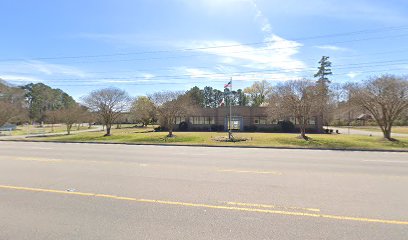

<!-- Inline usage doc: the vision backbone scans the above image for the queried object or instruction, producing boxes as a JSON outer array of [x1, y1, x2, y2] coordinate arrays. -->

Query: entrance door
[[225, 116, 243, 131]]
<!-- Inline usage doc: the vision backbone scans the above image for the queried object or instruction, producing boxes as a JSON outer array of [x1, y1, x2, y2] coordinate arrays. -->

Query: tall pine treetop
[[314, 56, 332, 84]]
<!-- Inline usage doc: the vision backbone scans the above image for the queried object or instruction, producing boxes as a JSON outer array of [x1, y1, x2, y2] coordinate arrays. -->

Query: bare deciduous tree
[[244, 80, 273, 106], [80, 110, 96, 129], [82, 88, 131, 136], [349, 75, 408, 140], [0, 102, 21, 127], [269, 79, 318, 140], [131, 96, 156, 127], [54, 105, 85, 135], [45, 110, 59, 132], [149, 91, 195, 137]]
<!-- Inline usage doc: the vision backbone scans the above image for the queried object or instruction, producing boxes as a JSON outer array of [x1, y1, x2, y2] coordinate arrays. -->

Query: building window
[[254, 117, 268, 125], [207, 117, 215, 124], [189, 116, 214, 125], [227, 117, 241, 130], [175, 117, 185, 124], [309, 119, 316, 125]]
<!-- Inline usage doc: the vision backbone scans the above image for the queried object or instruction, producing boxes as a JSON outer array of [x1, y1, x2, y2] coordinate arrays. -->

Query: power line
[[5, 63, 406, 87], [21, 33, 408, 65], [5, 47, 408, 77], [1, 25, 408, 63], [4, 58, 406, 83], [39, 67, 408, 88]]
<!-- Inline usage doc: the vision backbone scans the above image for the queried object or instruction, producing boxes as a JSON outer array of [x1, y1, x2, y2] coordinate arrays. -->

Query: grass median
[[28, 126, 408, 151]]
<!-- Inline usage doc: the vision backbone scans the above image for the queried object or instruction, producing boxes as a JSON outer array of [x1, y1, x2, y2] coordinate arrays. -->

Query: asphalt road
[[0, 142, 407, 240]]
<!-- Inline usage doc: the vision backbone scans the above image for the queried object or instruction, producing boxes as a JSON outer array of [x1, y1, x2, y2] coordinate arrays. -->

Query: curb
[[1, 139, 408, 153]]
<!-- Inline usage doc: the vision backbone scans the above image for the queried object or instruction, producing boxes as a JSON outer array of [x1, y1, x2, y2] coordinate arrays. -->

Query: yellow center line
[[226, 201, 320, 212], [218, 169, 283, 175], [0, 184, 407, 225]]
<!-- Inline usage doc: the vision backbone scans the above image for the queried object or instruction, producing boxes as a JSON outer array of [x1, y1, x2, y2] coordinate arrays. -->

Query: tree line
[[1, 56, 408, 140], [186, 81, 273, 108]]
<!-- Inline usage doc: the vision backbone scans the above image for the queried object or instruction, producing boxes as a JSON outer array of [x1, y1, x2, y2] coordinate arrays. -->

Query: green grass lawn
[[34, 126, 408, 150], [335, 126, 408, 134], [10, 124, 94, 136]]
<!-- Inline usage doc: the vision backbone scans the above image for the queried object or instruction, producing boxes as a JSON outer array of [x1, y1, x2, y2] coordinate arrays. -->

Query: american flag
[[224, 80, 232, 88]]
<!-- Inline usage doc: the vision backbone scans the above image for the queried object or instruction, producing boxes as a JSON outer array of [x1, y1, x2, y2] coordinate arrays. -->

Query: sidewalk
[[0, 125, 103, 140]]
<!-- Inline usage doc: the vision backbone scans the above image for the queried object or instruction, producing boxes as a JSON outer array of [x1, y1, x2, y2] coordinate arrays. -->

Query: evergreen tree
[[186, 86, 204, 107], [314, 56, 332, 88], [314, 56, 333, 130], [21, 83, 76, 122]]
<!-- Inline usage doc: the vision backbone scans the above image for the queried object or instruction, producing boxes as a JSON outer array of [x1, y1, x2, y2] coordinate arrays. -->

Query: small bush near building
[[178, 122, 189, 131], [210, 124, 224, 132], [244, 125, 258, 132], [154, 126, 167, 132], [257, 126, 280, 133], [189, 126, 211, 132], [278, 120, 296, 133]]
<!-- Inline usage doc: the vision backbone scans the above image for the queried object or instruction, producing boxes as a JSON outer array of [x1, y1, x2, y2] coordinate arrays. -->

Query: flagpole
[[229, 77, 232, 140]]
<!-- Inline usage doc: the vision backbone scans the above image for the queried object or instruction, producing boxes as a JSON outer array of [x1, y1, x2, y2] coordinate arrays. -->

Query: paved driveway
[[330, 127, 408, 138]]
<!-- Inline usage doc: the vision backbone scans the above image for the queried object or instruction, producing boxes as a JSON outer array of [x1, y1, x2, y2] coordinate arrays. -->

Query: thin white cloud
[[25, 61, 88, 78], [83, 72, 157, 85], [347, 71, 360, 79], [0, 75, 41, 83], [174, 0, 307, 83], [185, 36, 305, 72], [0, 61, 89, 79], [315, 45, 350, 52], [172, 67, 223, 80], [174, 67, 302, 83], [142, 73, 155, 80], [248, 0, 272, 35]]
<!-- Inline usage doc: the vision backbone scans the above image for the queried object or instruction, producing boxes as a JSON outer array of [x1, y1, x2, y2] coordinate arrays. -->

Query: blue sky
[[1, 0, 408, 99]]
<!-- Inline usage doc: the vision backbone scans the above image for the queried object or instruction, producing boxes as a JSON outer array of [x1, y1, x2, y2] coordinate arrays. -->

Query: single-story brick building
[[173, 106, 322, 132]]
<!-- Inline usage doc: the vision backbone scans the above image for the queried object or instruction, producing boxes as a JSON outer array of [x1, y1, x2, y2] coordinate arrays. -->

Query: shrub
[[178, 121, 188, 131], [189, 126, 210, 132], [256, 126, 281, 133], [154, 126, 167, 132], [244, 125, 257, 132], [278, 120, 295, 133], [210, 124, 224, 132]]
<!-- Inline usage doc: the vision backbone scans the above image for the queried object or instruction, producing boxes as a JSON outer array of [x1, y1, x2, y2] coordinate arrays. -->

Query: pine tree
[[314, 56, 332, 86], [314, 56, 333, 131]]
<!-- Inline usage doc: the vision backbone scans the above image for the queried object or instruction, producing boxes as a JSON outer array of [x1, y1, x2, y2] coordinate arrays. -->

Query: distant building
[[0, 123, 17, 131], [356, 114, 373, 121], [355, 113, 373, 126]]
